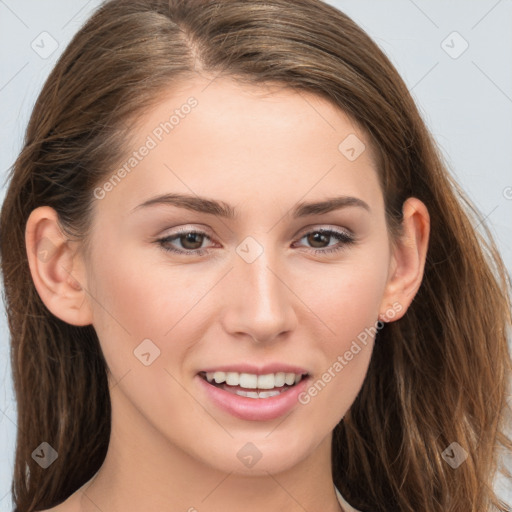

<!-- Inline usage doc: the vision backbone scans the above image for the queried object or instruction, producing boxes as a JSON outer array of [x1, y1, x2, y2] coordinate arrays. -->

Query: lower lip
[[196, 374, 310, 421]]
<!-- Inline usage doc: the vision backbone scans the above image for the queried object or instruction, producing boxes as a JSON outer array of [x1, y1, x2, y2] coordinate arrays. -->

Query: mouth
[[198, 370, 310, 399]]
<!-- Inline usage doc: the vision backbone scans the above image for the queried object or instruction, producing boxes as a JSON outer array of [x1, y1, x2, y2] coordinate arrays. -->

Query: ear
[[25, 206, 93, 326], [378, 197, 430, 322]]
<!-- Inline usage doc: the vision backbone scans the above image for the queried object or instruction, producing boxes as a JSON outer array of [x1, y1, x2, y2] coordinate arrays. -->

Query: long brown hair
[[1, 1, 511, 510]]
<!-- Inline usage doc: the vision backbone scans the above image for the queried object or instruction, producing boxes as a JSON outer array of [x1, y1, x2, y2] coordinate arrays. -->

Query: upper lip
[[198, 363, 309, 376]]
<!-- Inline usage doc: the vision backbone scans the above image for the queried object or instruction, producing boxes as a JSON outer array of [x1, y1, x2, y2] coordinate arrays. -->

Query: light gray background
[[1, 0, 511, 509]]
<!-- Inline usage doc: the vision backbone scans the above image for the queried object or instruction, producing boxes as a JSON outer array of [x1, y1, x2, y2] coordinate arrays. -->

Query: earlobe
[[25, 206, 93, 326], [379, 197, 430, 322]]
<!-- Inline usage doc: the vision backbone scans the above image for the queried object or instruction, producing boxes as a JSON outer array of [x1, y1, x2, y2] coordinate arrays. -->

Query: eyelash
[[156, 227, 356, 257]]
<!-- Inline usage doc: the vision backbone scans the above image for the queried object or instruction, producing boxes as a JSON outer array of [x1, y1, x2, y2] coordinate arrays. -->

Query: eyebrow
[[130, 193, 370, 218]]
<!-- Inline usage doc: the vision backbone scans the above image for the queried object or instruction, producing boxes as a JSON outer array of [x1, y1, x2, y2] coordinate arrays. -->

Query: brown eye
[[306, 231, 331, 248], [157, 229, 213, 256], [179, 232, 206, 250], [295, 228, 355, 255]]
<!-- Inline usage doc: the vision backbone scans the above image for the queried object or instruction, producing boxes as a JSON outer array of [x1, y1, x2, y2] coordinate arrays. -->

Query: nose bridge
[[243, 249, 280, 312], [222, 235, 296, 342]]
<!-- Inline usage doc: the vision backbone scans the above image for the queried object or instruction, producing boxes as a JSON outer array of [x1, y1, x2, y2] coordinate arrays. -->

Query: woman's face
[[80, 76, 405, 476]]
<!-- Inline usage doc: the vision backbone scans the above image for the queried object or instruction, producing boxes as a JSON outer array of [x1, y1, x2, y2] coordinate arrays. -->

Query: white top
[[335, 486, 362, 512]]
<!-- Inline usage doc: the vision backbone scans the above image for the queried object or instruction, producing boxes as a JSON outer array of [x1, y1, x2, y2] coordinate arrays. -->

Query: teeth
[[225, 372, 239, 386], [257, 374, 274, 389], [284, 373, 296, 386], [274, 372, 286, 387], [240, 373, 258, 388], [212, 371, 225, 384], [234, 389, 281, 399], [258, 390, 281, 398], [205, 371, 306, 389]]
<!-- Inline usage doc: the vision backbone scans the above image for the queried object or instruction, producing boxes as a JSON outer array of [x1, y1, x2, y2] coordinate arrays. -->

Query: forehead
[[95, 76, 382, 219]]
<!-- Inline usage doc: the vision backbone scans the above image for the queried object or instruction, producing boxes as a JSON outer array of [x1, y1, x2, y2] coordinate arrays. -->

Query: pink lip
[[196, 373, 311, 421], [199, 363, 309, 375]]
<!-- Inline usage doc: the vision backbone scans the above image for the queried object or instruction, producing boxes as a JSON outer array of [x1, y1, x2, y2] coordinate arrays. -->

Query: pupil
[[182, 233, 203, 249], [309, 232, 328, 248]]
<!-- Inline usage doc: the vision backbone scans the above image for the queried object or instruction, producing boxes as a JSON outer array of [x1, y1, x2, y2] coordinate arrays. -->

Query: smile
[[196, 370, 311, 421]]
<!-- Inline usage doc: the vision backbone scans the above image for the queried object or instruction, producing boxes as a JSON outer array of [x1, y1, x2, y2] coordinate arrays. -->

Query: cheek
[[294, 253, 389, 409], [300, 254, 389, 343], [85, 248, 165, 368], [86, 244, 211, 375]]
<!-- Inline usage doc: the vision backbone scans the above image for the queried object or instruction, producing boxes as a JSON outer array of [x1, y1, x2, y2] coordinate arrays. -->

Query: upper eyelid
[[295, 225, 353, 238]]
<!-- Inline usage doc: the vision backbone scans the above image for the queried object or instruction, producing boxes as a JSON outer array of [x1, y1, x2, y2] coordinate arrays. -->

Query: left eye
[[294, 228, 355, 254], [156, 227, 355, 256]]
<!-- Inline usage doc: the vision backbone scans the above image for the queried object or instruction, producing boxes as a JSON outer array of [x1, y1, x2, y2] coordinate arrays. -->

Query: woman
[[1, 0, 510, 511]]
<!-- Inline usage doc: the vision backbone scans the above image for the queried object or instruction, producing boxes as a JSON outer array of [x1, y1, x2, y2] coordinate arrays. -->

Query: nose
[[220, 243, 297, 344]]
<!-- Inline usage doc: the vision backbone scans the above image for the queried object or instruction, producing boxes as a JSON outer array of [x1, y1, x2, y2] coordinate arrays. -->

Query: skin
[[26, 76, 429, 512]]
